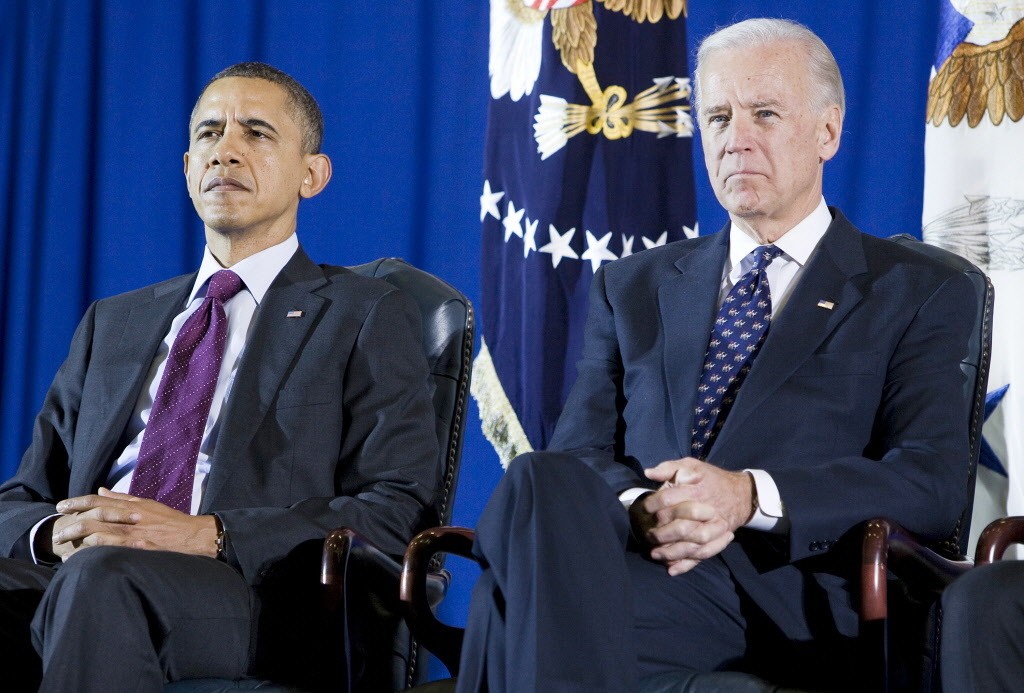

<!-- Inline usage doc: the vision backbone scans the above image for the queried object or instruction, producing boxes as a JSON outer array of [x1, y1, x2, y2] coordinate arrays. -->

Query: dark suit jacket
[[0, 247, 439, 588], [550, 209, 977, 642]]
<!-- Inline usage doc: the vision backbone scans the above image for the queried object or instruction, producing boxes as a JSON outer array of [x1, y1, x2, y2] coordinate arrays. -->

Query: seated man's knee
[[944, 560, 1024, 626], [505, 450, 588, 488], [498, 451, 618, 524], [50, 546, 140, 595]]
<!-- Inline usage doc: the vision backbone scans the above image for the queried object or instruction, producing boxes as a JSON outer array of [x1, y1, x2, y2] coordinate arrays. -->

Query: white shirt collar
[[727, 198, 832, 279], [189, 234, 299, 304]]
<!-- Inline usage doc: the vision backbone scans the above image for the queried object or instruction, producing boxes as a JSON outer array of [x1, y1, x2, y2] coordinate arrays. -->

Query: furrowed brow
[[240, 118, 279, 135], [193, 118, 223, 134]]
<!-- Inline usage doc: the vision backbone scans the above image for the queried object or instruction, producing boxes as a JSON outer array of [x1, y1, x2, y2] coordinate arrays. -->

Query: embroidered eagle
[[491, 0, 691, 159], [491, 0, 687, 101], [928, 16, 1024, 127]]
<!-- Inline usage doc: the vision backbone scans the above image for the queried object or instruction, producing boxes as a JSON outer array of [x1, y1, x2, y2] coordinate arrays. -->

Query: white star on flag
[[523, 216, 539, 258], [653, 75, 675, 91], [538, 225, 578, 268], [503, 201, 525, 242], [582, 230, 618, 273], [480, 179, 504, 222], [643, 231, 668, 249], [620, 234, 635, 258]]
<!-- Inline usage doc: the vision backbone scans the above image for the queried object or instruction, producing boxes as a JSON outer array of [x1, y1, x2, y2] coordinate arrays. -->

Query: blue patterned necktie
[[690, 245, 783, 459]]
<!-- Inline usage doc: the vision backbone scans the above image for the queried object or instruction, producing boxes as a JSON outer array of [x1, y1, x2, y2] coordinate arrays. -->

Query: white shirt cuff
[[619, 487, 652, 510], [743, 469, 788, 533], [29, 514, 61, 565]]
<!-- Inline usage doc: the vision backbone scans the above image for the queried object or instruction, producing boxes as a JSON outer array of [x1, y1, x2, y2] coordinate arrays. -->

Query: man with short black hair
[[0, 62, 438, 690]]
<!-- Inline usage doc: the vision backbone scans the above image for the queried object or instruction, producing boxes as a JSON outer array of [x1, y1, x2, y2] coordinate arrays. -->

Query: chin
[[199, 211, 247, 231], [724, 198, 765, 217]]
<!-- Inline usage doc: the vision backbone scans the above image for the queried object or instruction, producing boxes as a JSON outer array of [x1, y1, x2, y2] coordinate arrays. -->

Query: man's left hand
[[636, 458, 755, 575], [54, 488, 219, 558]]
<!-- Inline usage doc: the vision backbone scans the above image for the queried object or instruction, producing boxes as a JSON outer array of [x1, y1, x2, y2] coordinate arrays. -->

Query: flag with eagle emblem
[[472, 0, 697, 465], [923, 0, 1024, 551]]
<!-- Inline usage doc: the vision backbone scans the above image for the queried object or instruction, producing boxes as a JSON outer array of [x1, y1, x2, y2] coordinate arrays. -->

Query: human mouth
[[726, 170, 762, 179], [205, 176, 248, 193]]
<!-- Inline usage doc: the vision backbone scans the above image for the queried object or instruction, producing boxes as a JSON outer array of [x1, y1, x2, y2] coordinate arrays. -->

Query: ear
[[299, 153, 332, 199], [183, 151, 190, 177], [817, 105, 842, 163]]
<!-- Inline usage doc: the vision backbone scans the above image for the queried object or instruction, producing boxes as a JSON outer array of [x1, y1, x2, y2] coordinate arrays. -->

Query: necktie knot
[[207, 270, 243, 303], [749, 245, 783, 274]]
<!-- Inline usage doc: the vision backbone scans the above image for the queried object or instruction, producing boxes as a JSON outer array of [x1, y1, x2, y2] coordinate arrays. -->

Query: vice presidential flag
[[923, 0, 1024, 550], [472, 0, 698, 465]]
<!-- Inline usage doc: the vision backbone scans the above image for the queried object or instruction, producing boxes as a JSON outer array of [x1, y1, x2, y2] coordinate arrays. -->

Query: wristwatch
[[213, 514, 227, 560]]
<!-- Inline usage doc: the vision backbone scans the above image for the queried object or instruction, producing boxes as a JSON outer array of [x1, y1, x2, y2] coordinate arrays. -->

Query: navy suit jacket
[[0, 247, 439, 587], [550, 209, 977, 641]]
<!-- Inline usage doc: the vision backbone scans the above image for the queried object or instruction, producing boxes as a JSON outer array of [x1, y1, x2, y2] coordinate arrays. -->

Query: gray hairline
[[692, 18, 845, 124]]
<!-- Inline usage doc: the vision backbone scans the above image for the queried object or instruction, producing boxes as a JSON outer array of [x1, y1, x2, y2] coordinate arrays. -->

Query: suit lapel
[[201, 248, 328, 510], [70, 275, 194, 493], [660, 233, 729, 455], [708, 211, 869, 461]]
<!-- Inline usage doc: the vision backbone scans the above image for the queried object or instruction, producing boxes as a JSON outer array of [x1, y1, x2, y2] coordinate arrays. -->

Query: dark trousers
[[0, 546, 253, 692], [941, 560, 1024, 692], [456, 452, 749, 693]]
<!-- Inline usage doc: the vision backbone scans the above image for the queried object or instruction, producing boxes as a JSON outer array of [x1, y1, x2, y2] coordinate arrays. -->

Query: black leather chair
[[167, 258, 474, 692], [399, 235, 993, 692], [859, 234, 993, 691]]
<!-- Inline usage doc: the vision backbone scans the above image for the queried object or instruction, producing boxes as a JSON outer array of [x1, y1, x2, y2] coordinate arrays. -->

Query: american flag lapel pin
[[286, 310, 304, 318], [816, 300, 835, 310]]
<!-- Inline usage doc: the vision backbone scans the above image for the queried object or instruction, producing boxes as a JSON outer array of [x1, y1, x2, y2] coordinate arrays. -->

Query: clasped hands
[[44, 488, 219, 562], [631, 458, 754, 576]]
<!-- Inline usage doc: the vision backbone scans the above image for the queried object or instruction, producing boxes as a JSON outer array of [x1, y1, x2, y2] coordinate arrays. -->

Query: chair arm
[[322, 527, 404, 607], [861, 518, 972, 622], [976, 516, 1024, 565], [324, 527, 443, 689], [400, 526, 476, 676]]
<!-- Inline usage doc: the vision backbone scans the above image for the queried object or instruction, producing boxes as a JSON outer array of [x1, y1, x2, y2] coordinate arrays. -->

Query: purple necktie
[[129, 269, 243, 512], [690, 245, 782, 459]]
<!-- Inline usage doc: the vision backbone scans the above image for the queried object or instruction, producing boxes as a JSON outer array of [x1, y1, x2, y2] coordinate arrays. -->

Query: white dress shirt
[[621, 199, 833, 534], [106, 234, 299, 512], [30, 235, 299, 562]]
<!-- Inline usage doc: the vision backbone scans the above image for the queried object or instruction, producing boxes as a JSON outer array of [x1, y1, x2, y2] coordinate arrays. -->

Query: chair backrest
[[887, 234, 993, 557], [347, 258, 473, 689], [348, 258, 474, 529]]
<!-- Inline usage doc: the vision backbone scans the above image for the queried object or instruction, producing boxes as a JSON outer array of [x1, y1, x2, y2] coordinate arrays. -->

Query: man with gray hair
[[456, 18, 976, 691]]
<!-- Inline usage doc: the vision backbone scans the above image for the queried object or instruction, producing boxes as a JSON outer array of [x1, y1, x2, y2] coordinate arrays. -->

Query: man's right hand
[[629, 457, 755, 575], [631, 494, 734, 575], [44, 498, 142, 561]]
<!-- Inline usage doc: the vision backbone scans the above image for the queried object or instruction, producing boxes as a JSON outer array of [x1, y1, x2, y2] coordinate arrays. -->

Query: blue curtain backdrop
[[2, 0, 940, 676]]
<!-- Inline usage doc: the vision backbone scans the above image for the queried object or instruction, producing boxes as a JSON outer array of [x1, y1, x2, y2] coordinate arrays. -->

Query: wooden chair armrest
[[861, 518, 971, 622], [976, 516, 1024, 565], [400, 526, 477, 675], [322, 526, 412, 612]]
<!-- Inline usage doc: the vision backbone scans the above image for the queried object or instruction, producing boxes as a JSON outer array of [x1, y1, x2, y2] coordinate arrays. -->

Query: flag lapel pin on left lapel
[[816, 300, 835, 310], [286, 310, 304, 318]]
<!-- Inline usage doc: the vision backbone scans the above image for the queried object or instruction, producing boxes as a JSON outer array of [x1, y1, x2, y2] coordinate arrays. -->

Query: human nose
[[208, 126, 243, 166], [723, 116, 754, 154]]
